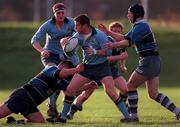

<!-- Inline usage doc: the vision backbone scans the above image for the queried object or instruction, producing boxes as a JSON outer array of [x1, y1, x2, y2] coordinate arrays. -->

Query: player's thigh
[[101, 76, 115, 90], [75, 89, 94, 105], [0, 104, 12, 118], [145, 77, 159, 99], [26, 111, 45, 123], [66, 74, 90, 95], [101, 76, 119, 101], [114, 76, 127, 93], [127, 71, 147, 91]]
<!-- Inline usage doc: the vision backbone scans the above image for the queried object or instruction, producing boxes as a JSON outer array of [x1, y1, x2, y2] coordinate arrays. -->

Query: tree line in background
[[0, 0, 180, 22]]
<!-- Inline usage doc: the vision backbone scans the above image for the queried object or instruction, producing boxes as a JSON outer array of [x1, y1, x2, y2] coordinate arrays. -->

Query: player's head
[[58, 60, 74, 70], [109, 22, 123, 34], [52, 3, 66, 22], [74, 14, 90, 34], [128, 4, 144, 23]]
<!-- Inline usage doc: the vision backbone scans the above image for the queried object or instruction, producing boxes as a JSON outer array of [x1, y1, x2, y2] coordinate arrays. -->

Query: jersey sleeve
[[98, 32, 112, 56], [42, 66, 61, 79], [31, 22, 48, 44], [126, 23, 149, 45]]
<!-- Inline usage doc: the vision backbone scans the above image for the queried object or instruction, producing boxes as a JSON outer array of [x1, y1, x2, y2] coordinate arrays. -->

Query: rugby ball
[[63, 37, 79, 53]]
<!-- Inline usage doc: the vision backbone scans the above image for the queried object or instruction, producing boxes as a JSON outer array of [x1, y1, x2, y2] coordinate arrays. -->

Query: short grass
[[0, 87, 180, 127]]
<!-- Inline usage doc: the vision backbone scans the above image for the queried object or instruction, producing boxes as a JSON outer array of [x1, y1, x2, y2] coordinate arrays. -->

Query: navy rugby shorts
[[79, 61, 112, 83], [136, 56, 161, 77], [5, 88, 39, 116]]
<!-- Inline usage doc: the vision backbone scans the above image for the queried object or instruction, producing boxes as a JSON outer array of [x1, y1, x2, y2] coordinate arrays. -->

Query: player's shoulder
[[93, 27, 108, 41], [43, 65, 58, 73], [95, 28, 107, 36], [66, 17, 74, 22], [65, 17, 74, 24], [39, 19, 54, 29], [135, 19, 149, 28]]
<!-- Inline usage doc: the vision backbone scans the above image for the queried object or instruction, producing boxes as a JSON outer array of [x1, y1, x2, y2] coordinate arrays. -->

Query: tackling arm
[[107, 51, 128, 63], [58, 63, 84, 78], [98, 24, 124, 41]]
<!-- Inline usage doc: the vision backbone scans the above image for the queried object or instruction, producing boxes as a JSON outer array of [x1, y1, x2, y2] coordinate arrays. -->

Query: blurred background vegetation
[[0, 21, 180, 89]]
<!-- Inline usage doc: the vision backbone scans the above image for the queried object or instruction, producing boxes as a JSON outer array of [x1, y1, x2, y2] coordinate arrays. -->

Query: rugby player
[[0, 61, 83, 123], [31, 2, 79, 118], [99, 4, 180, 122], [58, 14, 131, 123], [66, 21, 129, 120]]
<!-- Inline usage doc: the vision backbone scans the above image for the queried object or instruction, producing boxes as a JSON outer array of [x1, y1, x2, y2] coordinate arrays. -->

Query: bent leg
[[67, 88, 95, 119], [101, 76, 130, 119], [101, 76, 118, 101], [76, 81, 98, 94], [114, 76, 127, 94], [127, 71, 147, 119], [65, 74, 90, 96], [146, 77, 180, 118], [47, 91, 60, 118], [60, 74, 90, 121], [0, 104, 12, 119], [114, 76, 128, 103], [75, 89, 95, 107], [26, 111, 45, 123]]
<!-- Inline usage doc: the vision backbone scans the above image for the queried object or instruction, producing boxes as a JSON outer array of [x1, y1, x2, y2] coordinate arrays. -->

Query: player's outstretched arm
[[104, 39, 130, 50], [59, 63, 84, 78], [107, 51, 128, 63], [98, 24, 124, 41]]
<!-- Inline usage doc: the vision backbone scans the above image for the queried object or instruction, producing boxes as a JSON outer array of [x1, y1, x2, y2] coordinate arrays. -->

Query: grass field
[[0, 87, 180, 127], [0, 22, 180, 127]]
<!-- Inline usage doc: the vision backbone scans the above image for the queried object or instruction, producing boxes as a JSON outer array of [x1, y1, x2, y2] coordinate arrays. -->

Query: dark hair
[[74, 14, 90, 26], [59, 60, 74, 68], [52, 3, 65, 13], [129, 4, 144, 23]]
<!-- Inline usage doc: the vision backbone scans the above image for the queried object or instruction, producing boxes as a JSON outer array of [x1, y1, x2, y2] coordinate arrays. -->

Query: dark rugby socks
[[155, 93, 180, 115], [128, 90, 138, 118]]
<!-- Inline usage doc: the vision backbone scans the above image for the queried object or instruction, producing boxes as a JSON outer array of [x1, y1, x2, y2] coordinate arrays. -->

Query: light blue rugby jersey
[[73, 27, 112, 65], [125, 19, 158, 54], [31, 17, 79, 65]]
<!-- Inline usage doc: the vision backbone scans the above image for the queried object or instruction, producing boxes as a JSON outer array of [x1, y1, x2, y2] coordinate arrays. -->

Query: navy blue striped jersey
[[24, 66, 69, 105], [125, 19, 158, 54]]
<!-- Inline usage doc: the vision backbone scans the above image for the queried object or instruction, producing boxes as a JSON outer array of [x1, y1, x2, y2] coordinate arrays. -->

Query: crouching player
[[0, 60, 84, 123]]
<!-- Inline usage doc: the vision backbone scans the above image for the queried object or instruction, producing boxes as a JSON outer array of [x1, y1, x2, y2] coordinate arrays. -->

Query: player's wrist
[[93, 48, 97, 55], [76, 68, 80, 73], [106, 30, 110, 35]]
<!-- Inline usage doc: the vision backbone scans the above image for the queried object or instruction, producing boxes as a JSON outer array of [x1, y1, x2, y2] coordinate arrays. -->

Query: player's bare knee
[[33, 119, 45, 123], [36, 118, 45, 123], [105, 89, 117, 101], [120, 88, 127, 95], [66, 88, 75, 96], [27, 114, 45, 123], [148, 92, 158, 100], [127, 82, 136, 91]]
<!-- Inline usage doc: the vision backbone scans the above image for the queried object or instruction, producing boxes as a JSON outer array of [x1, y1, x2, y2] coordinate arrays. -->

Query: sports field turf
[[0, 87, 180, 127]]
